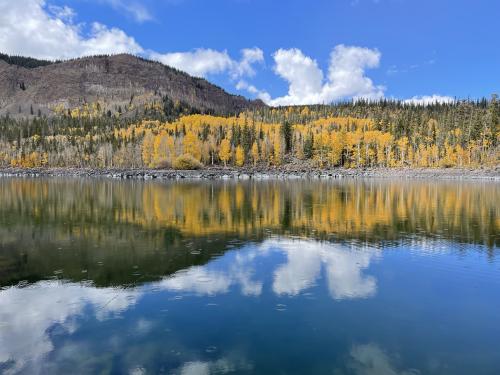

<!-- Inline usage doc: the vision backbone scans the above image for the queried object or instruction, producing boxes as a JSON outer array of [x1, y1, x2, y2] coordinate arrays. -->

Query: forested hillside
[[0, 98, 498, 169], [0, 53, 264, 117]]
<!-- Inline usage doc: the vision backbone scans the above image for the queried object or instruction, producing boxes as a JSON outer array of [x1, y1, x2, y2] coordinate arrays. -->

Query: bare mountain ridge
[[0, 53, 265, 117]]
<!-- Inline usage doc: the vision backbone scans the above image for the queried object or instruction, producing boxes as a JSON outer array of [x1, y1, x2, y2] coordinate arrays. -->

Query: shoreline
[[0, 167, 499, 180]]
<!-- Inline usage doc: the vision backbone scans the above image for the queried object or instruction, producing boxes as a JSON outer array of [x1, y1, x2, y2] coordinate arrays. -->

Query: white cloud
[[178, 358, 252, 375], [0, 281, 140, 374], [158, 239, 378, 300], [247, 45, 385, 106], [271, 48, 325, 105], [47, 4, 76, 21], [348, 344, 420, 375], [0, 0, 260, 79], [0, 1, 452, 106], [159, 266, 233, 295], [0, 238, 380, 373], [270, 239, 378, 299], [159, 244, 263, 297], [150, 49, 234, 77], [236, 80, 272, 103], [272, 241, 322, 295], [403, 95, 455, 106], [326, 44, 383, 100], [99, 0, 153, 23], [234, 47, 264, 77], [150, 47, 264, 78], [0, 0, 143, 60]]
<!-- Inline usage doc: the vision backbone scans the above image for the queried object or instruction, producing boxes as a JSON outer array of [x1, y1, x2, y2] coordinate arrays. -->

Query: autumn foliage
[[0, 98, 498, 169]]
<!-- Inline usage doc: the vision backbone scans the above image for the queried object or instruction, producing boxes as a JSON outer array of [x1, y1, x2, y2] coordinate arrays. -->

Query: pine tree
[[303, 133, 314, 159], [281, 121, 293, 154]]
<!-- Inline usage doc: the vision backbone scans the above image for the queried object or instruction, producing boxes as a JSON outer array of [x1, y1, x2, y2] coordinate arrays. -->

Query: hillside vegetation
[[0, 98, 498, 169]]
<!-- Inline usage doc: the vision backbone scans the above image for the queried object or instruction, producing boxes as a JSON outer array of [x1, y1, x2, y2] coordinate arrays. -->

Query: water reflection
[[1, 238, 378, 373], [345, 344, 420, 375], [0, 281, 140, 374], [0, 178, 497, 288], [270, 240, 378, 299], [160, 239, 378, 299], [177, 358, 253, 375], [0, 178, 499, 374]]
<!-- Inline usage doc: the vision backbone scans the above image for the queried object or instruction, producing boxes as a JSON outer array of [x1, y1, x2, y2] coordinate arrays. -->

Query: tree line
[[0, 97, 497, 169]]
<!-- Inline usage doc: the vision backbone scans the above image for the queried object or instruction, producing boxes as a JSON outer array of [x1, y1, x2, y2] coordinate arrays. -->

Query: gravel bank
[[0, 167, 499, 180]]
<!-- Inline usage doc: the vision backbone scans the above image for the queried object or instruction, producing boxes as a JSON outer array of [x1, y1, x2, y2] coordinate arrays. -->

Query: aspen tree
[[251, 142, 259, 166], [219, 138, 231, 167], [235, 145, 245, 167]]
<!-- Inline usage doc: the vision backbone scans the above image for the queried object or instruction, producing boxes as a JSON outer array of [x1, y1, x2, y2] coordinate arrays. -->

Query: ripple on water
[[275, 304, 287, 311]]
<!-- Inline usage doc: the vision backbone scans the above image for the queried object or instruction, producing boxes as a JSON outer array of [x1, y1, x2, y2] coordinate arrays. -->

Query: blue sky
[[1, 0, 499, 105]]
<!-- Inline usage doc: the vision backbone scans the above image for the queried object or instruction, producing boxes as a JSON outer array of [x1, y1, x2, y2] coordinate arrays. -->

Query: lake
[[0, 178, 498, 375]]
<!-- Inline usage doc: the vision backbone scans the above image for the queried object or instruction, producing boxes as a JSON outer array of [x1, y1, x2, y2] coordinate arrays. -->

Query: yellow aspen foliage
[[416, 144, 429, 167], [153, 132, 166, 167], [219, 139, 231, 167], [10, 152, 48, 168], [251, 142, 259, 166], [455, 145, 466, 167], [260, 139, 271, 166], [273, 132, 282, 165], [183, 131, 201, 161], [3, 107, 497, 169], [330, 131, 344, 166], [152, 132, 176, 167], [396, 137, 409, 166], [429, 145, 439, 167], [377, 133, 393, 167], [235, 145, 245, 167], [142, 131, 155, 167], [315, 129, 330, 167], [345, 130, 363, 167]]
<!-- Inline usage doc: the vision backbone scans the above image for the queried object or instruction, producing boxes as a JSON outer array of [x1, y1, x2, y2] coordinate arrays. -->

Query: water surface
[[0, 178, 498, 374]]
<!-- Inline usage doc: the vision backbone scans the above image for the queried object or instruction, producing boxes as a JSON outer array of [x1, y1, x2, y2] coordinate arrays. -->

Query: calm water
[[0, 178, 499, 375]]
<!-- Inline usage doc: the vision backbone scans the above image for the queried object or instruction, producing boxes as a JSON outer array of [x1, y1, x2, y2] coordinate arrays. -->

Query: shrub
[[154, 159, 171, 169], [172, 154, 203, 170]]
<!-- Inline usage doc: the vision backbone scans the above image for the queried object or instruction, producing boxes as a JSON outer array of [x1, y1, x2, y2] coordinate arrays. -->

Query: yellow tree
[[315, 129, 330, 167], [207, 134, 217, 165], [330, 131, 344, 166], [183, 131, 201, 160], [142, 130, 155, 167], [235, 145, 245, 167], [376, 132, 393, 167], [219, 138, 231, 167], [153, 131, 170, 167], [416, 144, 429, 167], [251, 142, 259, 166], [429, 144, 439, 167], [396, 136, 409, 166], [260, 139, 271, 166], [345, 130, 363, 167], [273, 132, 282, 165]]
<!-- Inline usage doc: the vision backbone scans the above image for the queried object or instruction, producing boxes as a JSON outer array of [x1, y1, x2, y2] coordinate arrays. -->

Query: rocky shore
[[0, 167, 499, 180]]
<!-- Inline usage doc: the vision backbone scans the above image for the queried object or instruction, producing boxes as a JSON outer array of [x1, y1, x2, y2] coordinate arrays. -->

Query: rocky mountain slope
[[0, 53, 265, 117]]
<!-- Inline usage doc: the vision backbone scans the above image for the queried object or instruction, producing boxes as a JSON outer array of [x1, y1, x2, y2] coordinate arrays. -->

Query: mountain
[[0, 53, 265, 117]]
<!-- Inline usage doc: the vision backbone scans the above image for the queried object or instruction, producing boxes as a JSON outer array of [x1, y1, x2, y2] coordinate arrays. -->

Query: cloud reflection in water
[[0, 238, 379, 374]]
